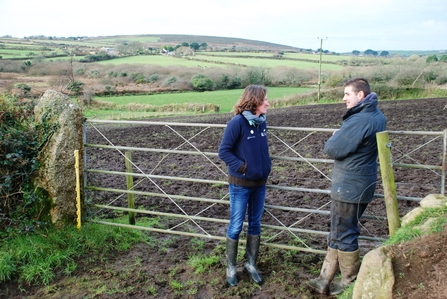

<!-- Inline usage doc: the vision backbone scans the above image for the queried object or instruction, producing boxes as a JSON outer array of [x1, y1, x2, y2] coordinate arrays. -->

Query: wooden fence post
[[125, 151, 136, 225], [376, 131, 401, 237]]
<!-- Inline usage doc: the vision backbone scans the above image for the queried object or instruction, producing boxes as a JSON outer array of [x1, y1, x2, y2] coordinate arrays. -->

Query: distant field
[[192, 54, 342, 70], [93, 36, 160, 43], [201, 52, 349, 62], [93, 87, 313, 113], [0, 48, 66, 59], [283, 52, 349, 62], [97, 55, 223, 68], [98, 54, 342, 70]]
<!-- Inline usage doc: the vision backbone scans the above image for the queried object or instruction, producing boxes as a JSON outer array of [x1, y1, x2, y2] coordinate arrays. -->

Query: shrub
[[148, 74, 159, 83], [434, 71, 447, 85], [426, 55, 438, 63], [134, 74, 147, 84], [75, 68, 85, 76], [161, 76, 177, 87], [324, 74, 344, 88], [242, 67, 271, 86], [66, 81, 84, 95], [393, 68, 421, 86], [191, 74, 213, 91]]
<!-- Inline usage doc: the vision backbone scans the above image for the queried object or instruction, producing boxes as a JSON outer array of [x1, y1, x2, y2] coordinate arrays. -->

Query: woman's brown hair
[[233, 85, 267, 115]]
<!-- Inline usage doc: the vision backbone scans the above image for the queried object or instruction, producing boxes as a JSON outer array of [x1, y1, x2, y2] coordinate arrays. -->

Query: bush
[[434, 72, 447, 85], [134, 74, 147, 84], [191, 74, 213, 91], [324, 74, 343, 88], [242, 67, 271, 86], [67, 81, 84, 95], [393, 68, 421, 86], [148, 74, 159, 83], [426, 55, 438, 63]]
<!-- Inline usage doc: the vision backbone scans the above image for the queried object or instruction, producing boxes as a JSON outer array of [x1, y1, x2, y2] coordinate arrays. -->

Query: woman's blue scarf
[[242, 110, 266, 126]]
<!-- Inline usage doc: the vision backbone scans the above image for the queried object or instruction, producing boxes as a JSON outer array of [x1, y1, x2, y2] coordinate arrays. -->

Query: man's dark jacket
[[324, 92, 387, 204]]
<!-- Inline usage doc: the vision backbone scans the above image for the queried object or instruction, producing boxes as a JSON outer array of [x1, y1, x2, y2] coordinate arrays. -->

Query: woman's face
[[255, 96, 269, 116]]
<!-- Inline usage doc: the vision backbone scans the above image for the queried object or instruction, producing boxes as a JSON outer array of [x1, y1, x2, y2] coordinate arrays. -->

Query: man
[[308, 78, 387, 296]]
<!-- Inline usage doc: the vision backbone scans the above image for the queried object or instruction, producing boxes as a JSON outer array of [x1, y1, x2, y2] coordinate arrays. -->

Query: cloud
[[1, 0, 446, 52]]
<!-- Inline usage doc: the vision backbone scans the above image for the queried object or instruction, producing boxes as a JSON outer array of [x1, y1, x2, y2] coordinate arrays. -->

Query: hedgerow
[[0, 96, 56, 239]]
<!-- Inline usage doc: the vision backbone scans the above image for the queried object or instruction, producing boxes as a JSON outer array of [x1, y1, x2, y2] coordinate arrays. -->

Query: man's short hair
[[344, 78, 370, 96]]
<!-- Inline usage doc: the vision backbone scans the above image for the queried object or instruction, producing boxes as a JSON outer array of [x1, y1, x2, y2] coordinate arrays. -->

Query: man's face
[[343, 86, 363, 109]]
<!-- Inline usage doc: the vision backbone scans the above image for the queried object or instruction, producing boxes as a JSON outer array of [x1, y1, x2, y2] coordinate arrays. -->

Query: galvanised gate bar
[[82, 119, 447, 254]]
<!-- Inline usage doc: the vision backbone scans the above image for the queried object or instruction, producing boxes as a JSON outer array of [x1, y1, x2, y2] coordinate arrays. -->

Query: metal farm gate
[[82, 119, 447, 254]]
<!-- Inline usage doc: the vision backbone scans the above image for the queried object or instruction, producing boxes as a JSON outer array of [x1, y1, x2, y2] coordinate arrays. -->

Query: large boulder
[[352, 246, 394, 299], [34, 90, 83, 228]]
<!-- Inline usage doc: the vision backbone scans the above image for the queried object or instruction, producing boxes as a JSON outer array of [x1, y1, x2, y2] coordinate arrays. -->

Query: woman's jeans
[[226, 184, 266, 240], [328, 199, 368, 252]]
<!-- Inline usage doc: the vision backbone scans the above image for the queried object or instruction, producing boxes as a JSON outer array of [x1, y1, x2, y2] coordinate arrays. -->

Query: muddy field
[[2, 97, 447, 298], [83, 97, 446, 247]]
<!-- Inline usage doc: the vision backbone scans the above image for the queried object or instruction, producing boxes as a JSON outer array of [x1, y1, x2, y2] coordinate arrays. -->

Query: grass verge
[[0, 221, 151, 286]]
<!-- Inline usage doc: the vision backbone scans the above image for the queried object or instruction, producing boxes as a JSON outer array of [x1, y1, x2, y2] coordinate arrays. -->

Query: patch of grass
[[336, 284, 354, 299], [384, 206, 447, 245], [169, 280, 183, 294], [187, 253, 220, 274], [0, 222, 150, 286], [190, 238, 205, 251], [146, 284, 158, 296]]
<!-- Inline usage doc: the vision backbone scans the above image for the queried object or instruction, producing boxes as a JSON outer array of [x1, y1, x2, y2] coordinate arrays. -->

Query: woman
[[218, 85, 272, 286]]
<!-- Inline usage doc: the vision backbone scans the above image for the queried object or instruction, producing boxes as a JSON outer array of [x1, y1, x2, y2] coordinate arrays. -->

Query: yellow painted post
[[376, 131, 401, 237], [74, 150, 82, 230], [125, 151, 136, 225]]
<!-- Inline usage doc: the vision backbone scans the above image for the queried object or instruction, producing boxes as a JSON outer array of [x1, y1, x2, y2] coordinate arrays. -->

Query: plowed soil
[[1, 97, 447, 299]]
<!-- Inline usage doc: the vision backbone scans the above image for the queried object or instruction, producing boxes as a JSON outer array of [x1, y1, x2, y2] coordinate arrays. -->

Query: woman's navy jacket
[[218, 114, 271, 182]]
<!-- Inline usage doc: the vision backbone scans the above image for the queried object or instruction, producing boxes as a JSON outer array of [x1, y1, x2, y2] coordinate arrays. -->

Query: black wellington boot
[[244, 234, 263, 284], [226, 237, 239, 286]]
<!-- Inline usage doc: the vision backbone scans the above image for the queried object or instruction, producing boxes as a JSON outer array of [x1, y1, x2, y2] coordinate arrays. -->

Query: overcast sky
[[1, 0, 446, 53]]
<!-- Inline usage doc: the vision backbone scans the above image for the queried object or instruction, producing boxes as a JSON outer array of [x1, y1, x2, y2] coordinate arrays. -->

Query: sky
[[1, 0, 446, 53]]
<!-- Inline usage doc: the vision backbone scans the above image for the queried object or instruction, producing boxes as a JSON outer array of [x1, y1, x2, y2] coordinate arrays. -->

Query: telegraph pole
[[317, 37, 327, 101]]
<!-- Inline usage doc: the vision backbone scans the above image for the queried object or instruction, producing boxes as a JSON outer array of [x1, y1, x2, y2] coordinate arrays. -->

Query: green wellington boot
[[330, 249, 360, 295]]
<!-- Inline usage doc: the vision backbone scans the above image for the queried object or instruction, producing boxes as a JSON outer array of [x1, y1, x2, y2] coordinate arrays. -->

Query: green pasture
[[201, 52, 278, 58], [44, 55, 87, 61], [0, 42, 63, 58], [201, 51, 349, 62], [25, 38, 112, 48], [0, 49, 36, 58], [282, 52, 349, 62], [94, 36, 160, 43], [0, 48, 65, 59], [99, 54, 342, 70], [0, 43, 46, 51], [24, 36, 159, 48], [93, 87, 313, 113], [97, 55, 223, 68], [192, 54, 343, 70]]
